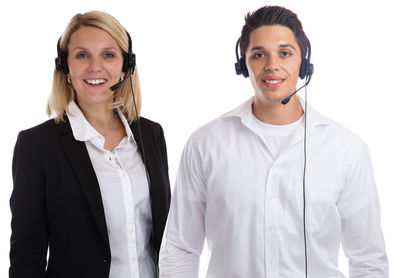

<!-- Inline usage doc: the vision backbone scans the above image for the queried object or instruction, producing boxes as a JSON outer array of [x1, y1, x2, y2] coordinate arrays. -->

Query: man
[[159, 5, 388, 277]]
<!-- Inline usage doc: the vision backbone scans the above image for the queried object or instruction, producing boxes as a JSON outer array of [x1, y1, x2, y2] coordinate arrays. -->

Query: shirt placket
[[264, 161, 280, 278], [264, 127, 305, 277], [109, 149, 140, 278]]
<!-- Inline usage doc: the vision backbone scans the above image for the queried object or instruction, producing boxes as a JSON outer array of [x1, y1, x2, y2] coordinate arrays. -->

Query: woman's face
[[67, 26, 124, 108]]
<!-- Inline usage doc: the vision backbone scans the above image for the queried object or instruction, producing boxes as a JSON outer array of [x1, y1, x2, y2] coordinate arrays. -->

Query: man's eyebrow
[[249, 44, 297, 52], [279, 44, 297, 50], [249, 46, 265, 52]]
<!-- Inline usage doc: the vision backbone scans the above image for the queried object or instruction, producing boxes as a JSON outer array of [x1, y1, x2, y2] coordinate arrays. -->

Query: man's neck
[[252, 95, 304, 125]]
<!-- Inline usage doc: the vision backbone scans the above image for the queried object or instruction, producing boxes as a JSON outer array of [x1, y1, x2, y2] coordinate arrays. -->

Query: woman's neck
[[76, 101, 118, 136]]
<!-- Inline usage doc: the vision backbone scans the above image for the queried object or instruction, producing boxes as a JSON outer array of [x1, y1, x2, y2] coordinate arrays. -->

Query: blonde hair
[[47, 11, 141, 123]]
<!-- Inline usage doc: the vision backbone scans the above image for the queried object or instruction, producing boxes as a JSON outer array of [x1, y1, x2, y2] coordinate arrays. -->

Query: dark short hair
[[239, 6, 308, 59]]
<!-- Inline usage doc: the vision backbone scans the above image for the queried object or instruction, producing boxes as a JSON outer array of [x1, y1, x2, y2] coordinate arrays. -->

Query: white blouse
[[68, 101, 155, 278]]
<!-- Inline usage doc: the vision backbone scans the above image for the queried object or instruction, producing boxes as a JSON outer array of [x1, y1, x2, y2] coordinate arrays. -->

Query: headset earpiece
[[55, 37, 69, 74], [299, 58, 314, 80], [299, 40, 314, 80], [235, 57, 249, 78], [122, 31, 136, 73], [299, 58, 311, 79], [234, 39, 249, 78]]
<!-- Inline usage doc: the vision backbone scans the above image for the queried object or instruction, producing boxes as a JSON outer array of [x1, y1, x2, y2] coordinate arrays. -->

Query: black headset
[[55, 30, 136, 74], [234, 37, 314, 80]]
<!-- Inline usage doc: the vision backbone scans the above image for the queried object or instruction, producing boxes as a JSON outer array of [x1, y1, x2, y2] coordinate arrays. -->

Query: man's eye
[[76, 53, 88, 58], [254, 53, 264, 58], [282, 51, 291, 57]]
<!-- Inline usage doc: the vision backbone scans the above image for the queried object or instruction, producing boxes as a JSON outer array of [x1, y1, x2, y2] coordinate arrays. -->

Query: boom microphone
[[281, 83, 307, 105], [281, 74, 312, 105], [110, 70, 134, 91]]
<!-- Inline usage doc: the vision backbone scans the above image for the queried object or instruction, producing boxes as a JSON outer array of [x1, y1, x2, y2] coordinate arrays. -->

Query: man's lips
[[262, 77, 284, 88]]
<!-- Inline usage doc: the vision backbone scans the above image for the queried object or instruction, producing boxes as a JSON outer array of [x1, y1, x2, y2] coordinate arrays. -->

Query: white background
[[1, 0, 399, 276]]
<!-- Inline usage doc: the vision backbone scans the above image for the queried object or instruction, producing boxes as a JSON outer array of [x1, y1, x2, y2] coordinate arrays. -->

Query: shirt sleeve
[[159, 136, 207, 278], [337, 142, 388, 277]]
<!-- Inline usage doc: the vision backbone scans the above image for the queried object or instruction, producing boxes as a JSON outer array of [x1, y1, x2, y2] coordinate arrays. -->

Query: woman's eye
[[76, 53, 88, 59], [104, 52, 114, 58]]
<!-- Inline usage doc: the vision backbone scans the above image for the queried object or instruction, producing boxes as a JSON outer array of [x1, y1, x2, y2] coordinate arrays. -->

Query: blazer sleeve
[[151, 122, 171, 255], [157, 123, 171, 203], [9, 131, 48, 278]]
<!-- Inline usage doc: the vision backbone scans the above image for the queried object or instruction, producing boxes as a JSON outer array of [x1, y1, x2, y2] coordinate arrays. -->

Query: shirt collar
[[67, 100, 134, 143], [221, 96, 334, 132], [116, 107, 135, 143]]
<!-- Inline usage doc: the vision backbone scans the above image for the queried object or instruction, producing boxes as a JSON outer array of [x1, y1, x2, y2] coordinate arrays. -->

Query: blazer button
[[103, 259, 107, 263]]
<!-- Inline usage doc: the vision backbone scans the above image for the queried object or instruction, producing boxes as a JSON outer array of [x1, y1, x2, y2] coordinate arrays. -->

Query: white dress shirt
[[68, 101, 155, 278], [159, 98, 388, 278]]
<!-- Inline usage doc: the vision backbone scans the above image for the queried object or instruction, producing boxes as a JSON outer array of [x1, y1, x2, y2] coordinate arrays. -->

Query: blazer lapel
[[56, 119, 110, 250], [130, 118, 171, 257], [131, 121, 146, 166]]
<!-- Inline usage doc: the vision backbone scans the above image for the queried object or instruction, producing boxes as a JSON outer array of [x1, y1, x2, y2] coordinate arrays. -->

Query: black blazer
[[9, 117, 171, 278]]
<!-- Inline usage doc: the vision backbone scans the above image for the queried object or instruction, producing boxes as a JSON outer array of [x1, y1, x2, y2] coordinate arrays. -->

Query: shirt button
[[269, 258, 275, 265], [268, 226, 273, 232]]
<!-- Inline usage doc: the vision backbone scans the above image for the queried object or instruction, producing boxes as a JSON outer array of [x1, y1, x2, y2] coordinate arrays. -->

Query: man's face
[[245, 25, 302, 105]]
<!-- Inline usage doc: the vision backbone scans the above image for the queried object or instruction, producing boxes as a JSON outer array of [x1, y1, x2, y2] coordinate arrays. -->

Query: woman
[[10, 11, 170, 278]]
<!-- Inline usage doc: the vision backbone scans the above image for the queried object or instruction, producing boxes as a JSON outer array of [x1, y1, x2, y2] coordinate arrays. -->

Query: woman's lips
[[84, 78, 107, 85]]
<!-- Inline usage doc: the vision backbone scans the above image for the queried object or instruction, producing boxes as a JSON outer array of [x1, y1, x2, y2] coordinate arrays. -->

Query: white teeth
[[264, 80, 281, 84], [85, 79, 106, 85]]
